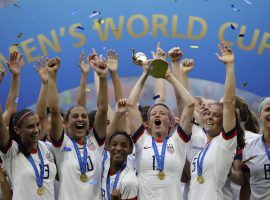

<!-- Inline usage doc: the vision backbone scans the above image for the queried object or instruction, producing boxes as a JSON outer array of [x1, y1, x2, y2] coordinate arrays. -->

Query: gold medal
[[197, 175, 204, 184], [80, 174, 88, 182], [158, 171, 166, 180], [37, 186, 45, 195]]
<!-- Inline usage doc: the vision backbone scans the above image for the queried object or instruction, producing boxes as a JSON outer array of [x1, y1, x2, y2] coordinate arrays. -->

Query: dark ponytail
[[10, 109, 35, 157], [235, 111, 246, 150], [235, 96, 259, 133]]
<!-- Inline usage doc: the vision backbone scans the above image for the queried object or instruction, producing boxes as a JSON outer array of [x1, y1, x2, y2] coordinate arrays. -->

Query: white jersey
[[52, 131, 104, 200], [132, 125, 190, 200], [101, 157, 138, 200], [242, 136, 270, 200], [0, 140, 56, 200], [188, 128, 237, 200]]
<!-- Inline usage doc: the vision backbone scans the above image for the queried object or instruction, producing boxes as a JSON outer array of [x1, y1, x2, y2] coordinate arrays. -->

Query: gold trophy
[[132, 48, 169, 79]]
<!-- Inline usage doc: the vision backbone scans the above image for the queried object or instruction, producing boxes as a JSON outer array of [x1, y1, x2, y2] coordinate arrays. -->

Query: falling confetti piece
[[89, 11, 100, 18], [190, 45, 199, 49], [243, 0, 252, 5], [230, 24, 236, 30], [64, 146, 72, 151], [92, 20, 100, 29], [190, 119, 200, 126], [98, 18, 104, 24], [86, 88, 91, 92], [113, 29, 119, 32], [14, 3, 21, 9], [17, 32, 23, 38], [76, 26, 84, 30], [231, 4, 240, 12], [239, 34, 245, 37], [12, 43, 21, 47], [71, 9, 80, 15], [153, 95, 160, 100], [15, 97, 19, 103], [241, 82, 248, 87], [103, 47, 106, 50]]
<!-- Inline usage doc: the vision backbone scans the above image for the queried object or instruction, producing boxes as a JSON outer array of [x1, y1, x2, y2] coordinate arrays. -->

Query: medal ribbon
[[71, 138, 88, 175], [106, 161, 127, 200], [262, 136, 270, 160], [152, 136, 169, 172], [196, 143, 211, 177], [28, 145, 44, 188]]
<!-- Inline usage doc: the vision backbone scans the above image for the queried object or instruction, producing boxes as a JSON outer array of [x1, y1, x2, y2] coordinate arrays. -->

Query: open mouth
[[154, 119, 161, 126], [75, 124, 84, 130]]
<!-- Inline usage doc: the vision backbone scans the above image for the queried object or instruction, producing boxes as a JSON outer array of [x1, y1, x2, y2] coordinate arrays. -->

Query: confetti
[[75, 26, 84, 30], [241, 82, 248, 87], [17, 32, 23, 38], [64, 146, 72, 151], [190, 45, 199, 49], [231, 4, 240, 12], [92, 20, 100, 29], [89, 11, 100, 18], [12, 43, 21, 47], [113, 29, 119, 32], [71, 9, 80, 15], [239, 34, 245, 37], [190, 119, 200, 126], [86, 88, 91, 92], [243, 0, 252, 5], [15, 97, 19, 103], [98, 18, 104, 24], [14, 4, 21, 9], [153, 95, 160, 100], [230, 24, 236, 30], [243, 155, 257, 163], [103, 47, 106, 50]]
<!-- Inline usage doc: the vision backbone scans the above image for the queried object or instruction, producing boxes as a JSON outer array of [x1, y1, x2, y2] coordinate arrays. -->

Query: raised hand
[[115, 99, 129, 115], [90, 53, 108, 78], [7, 51, 22, 76], [107, 49, 118, 72], [79, 51, 90, 75], [34, 57, 49, 84], [215, 42, 234, 64], [111, 189, 122, 200], [0, 68, 6, 83], [47, 57, 61, 76], [168, 47, 184, 62], [180, 58, 195, 73], [151, 42, 166, 60]]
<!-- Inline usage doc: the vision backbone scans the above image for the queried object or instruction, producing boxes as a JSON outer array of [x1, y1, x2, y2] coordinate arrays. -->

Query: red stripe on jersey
[[132, 125, 145, 143], [0, 138, 12, 153], [177, 125, 191, 143], [51, 131, 65, 147], [93, 128, 105, 146], [222, 127, 237, 140]]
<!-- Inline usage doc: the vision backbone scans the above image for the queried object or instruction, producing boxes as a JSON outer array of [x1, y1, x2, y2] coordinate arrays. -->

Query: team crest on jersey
[[167, 144, 175, 154], [45, 152, 54, 163], [87, 140, 96, 151]]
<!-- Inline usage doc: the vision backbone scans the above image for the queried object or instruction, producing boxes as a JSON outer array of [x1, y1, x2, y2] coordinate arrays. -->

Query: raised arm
[[35, 57, 49, 141], [0, 104, 9, 148], [3, 51, 22, 126], [128, 61, 150, 134], [90, 53, 108, 139], [152, 42, 167, 103], [47, 57, 63, 142], [215, 43, 236, 132], [77, 51, 91, 108], [106, 99, 128, 148], [107, 49, 123, 102], [165, 68, 195, 135]]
